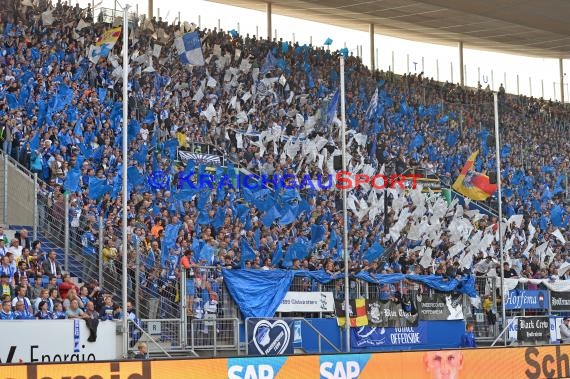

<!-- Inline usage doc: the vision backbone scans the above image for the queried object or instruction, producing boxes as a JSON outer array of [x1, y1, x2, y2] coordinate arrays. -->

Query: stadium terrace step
[[9, 225, 83, 280]]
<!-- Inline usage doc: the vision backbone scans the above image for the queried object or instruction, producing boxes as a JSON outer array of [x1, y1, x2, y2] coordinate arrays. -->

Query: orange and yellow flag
[[452, 151, 497, 201]]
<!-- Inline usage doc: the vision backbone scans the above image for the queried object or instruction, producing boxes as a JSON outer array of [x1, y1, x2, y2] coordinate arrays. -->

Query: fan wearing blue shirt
[[0, 300, 14, 320], [460, 323, 477, 348]]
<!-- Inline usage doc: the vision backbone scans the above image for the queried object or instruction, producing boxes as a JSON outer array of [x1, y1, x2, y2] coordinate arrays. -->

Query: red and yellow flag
[[452, 151, 497, 201], [335, 298, 368, 327], [96, 26, 122, 47]]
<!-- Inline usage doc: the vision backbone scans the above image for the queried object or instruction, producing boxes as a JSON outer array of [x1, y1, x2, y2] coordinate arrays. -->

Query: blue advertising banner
[[247, 318, 294, 356], [351, 323, 428, 348], [504, 289, 549, 310]]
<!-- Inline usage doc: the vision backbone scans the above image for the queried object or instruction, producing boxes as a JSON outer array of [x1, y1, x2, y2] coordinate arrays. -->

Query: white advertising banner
[[0, 320, 120, 363], [276, 292, 334, 313]]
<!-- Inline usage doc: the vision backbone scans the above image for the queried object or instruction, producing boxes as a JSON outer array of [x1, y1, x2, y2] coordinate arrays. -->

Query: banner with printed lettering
[[276, 292, 334, 313], [366, 296, 418, 327], [178, 150, 221, 166], [416, 292, 464, 320], [517, 316, 550, 344], [351, 324, 427, 348], [247, 318, 294, 356], [504, 289, 549, 310], [550, 291, 570, 311]]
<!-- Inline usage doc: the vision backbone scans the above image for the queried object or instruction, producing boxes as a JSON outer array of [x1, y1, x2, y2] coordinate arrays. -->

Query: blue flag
[[240, 239, 256, 267], [363, 242, 385, 262], [262, 206, 281, 227], [88, 177, 112, 200], [64, 169, 81, 193], [272, 242, 283, 267], [551, 204, 565, 227]]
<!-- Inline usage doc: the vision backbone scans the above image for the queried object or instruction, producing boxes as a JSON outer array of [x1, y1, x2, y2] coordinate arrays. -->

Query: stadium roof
[[209, 0, 570, 58]]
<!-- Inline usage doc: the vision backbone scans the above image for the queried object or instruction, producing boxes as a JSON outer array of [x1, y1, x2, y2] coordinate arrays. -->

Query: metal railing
[[128, 318, 182, 353], [189, 318, 241, 356], [127, 320, 173, 358]]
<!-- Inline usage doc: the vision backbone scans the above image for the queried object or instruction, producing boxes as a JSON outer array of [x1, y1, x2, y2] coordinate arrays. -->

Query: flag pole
[[340, 55, 350, 352], [121, 4, 130, 358], [493, 92, 506, 346]]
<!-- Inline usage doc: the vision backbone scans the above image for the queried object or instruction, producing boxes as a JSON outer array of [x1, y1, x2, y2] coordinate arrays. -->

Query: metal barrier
[[472, 276, 499, 338], [189, 318, 241, 356], [128, 318, 183, 352]]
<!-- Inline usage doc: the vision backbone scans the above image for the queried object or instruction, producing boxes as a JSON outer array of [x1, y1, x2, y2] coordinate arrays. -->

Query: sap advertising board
[[504, 290, 549, 310]]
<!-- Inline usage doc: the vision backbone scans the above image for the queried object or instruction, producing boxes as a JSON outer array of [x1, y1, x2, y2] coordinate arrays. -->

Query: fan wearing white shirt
[[7, 239, 22, 260], [12, 285, 32, 314]]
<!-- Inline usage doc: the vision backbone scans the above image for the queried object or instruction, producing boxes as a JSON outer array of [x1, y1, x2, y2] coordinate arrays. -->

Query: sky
[[77, 0, 568, 102]]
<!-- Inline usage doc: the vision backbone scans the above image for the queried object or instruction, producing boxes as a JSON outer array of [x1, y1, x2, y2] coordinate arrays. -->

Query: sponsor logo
[[252, 320, 291, 356], [26, 361, 150, 379], [147, 171, 423, 191]]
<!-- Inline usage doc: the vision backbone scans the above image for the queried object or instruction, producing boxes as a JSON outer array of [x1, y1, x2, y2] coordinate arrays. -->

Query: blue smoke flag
[[324, 38, 333, 46], [174, 32, 205, 66], [88, 177, 112, 200], [340, 48, 349, 57]]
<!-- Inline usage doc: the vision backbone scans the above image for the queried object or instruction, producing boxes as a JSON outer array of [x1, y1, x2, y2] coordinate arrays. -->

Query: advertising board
[[276, 292, 334, 313], [504, 289, 549, 310], [0, 320, 119, 363], [6, 345, 570, 379]]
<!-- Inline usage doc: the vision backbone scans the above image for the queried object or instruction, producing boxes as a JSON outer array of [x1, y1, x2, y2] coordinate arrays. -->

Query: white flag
[[152, 44, 162, 58], [552, 229, 567, 245], [42, 10, 54, 25]]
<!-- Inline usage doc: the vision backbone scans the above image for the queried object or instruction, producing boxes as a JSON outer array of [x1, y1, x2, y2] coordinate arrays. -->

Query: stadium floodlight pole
[[493, 92, 506, 346], [121, 4, 130, 359], [340, 55, 350, 353]]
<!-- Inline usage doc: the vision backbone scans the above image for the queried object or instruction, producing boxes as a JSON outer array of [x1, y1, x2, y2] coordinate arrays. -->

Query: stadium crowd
[[0, 0, 568, 319]]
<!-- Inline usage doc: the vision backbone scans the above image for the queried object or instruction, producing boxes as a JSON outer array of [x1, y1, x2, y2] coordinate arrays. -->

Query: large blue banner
[[504, 289, 549, 310], [351, 323, 428, 348]]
